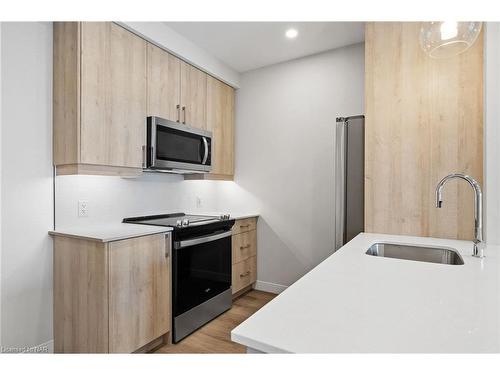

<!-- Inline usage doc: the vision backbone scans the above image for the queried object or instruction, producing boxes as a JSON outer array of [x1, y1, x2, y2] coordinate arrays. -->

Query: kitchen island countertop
[[231, 232, 500, 353]]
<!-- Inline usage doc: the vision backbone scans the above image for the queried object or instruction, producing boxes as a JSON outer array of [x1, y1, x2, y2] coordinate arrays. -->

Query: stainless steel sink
[[366, 242, 464, 265]]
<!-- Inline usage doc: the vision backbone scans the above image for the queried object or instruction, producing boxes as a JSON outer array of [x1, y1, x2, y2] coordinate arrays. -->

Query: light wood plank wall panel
[[365, 22, 483, 240]]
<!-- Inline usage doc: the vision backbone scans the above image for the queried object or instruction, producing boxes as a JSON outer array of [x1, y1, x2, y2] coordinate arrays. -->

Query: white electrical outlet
[[78, 200, 89, 217]]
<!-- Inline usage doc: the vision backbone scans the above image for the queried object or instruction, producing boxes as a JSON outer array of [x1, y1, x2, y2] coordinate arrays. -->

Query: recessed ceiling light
[[285, 28, 298, 39]]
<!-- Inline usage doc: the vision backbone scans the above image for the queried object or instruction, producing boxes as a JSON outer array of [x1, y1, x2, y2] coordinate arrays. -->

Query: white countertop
[[231, 233, 500, 353], [49, 212, 258, 242], [49, 223, 172, 242]]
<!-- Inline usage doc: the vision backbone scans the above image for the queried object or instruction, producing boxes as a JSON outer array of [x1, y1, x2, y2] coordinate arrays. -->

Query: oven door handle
[[202, 137, 209, 165], [175, 230, 232, 249]]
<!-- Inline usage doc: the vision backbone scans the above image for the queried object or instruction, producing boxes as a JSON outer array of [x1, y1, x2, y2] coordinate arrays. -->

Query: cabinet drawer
[[232, 230, 256, 264], [232, 217, 257, 235], [232, 256, 257, 294]]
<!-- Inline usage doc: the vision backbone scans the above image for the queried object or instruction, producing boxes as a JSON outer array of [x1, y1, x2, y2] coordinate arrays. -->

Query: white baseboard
[[254, 280, 288, 294]]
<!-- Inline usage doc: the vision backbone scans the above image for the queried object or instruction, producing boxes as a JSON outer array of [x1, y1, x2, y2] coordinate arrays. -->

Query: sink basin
[[366, 242, 464, 265]]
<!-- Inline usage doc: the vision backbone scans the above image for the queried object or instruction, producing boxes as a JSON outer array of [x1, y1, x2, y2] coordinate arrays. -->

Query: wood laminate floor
[[155, 290, 277, 354]]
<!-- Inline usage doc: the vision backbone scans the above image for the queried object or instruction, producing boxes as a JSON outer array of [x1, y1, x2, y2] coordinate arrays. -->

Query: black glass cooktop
[[123, 212, 221, 227]]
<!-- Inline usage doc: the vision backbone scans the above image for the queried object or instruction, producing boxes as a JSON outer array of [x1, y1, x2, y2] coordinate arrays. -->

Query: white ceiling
[[164, 22, 365, 73]]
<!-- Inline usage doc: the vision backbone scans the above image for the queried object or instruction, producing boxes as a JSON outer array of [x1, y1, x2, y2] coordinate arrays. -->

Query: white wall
[[1, 22, 53, 350], [233, 44, 365, 287], [119, 22, 241, 88], [55, 175, 253, 227], [485, 22, 500, 245]]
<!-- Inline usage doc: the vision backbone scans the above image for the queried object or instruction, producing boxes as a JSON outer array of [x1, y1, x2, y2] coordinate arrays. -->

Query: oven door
[[172, 230, 232, 342], [173, 230, 232, 317], [147, 116, 212, 172]]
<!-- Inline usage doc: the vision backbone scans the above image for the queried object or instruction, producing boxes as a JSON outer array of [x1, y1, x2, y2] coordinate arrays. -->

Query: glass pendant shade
[[420, 22, 482, 58]]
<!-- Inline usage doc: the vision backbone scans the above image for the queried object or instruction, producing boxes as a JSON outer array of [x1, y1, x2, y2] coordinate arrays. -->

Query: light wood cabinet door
[[147, 43, 181, 122], [232, 230, 257, 264], [206, 76, 235, 176], [80, 22, 147, 168], [232, 217, 257, 235], [53, 237, 109, 353], [180, 60, 207, 129], [108, 234, 170, 353], [232, 256, 257, 294]]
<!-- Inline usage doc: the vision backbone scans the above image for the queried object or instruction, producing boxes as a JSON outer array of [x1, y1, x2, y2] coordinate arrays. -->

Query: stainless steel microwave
[[145, 116, 212, 174]]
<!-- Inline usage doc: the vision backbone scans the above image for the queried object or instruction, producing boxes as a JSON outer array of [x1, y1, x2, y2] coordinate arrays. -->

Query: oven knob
[[176, 220, 182, 227], [182, 219, 189, 227]]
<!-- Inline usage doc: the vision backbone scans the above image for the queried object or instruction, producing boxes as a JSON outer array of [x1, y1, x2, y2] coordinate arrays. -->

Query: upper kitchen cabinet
[[185, 76, 235, 180], [206, 76, 235, 177], [53, 22, 147, 176], [54, 22, 235, 178], [146, 47, 207, 128], [146, 43, 181, 122], [180, 60, 207, 129]]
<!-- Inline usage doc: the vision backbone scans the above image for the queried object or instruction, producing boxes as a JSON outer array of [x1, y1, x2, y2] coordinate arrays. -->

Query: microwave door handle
[[202, 137, 209, 164], [148, 119, 157, 168]]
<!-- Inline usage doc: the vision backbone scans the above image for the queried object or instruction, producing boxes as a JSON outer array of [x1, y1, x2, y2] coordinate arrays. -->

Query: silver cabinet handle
[[202, 137, 209, 164], [176, 104, 181, 122], [182, 106, 186, 124], [165, 233, 170, 258]]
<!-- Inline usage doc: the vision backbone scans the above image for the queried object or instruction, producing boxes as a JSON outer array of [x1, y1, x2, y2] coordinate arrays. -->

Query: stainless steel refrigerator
[[334, 115, 365, 251]]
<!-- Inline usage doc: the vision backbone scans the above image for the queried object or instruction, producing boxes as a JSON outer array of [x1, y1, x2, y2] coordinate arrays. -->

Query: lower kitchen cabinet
[[53, 232, 171, 353], [232, 217, 258, 296], [232, 229, 257, 264], [232, 256, 257, 295]]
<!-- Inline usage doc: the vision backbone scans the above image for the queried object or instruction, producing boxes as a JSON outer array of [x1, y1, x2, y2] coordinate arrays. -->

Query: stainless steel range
[[123, 213, 235, 343]]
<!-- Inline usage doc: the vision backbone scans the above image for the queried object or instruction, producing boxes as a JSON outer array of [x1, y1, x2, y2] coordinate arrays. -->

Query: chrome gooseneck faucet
[[435, 173, 484, 258]]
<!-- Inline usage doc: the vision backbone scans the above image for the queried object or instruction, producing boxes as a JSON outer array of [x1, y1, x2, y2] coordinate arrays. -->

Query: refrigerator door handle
[[334, 118, 348, 251]]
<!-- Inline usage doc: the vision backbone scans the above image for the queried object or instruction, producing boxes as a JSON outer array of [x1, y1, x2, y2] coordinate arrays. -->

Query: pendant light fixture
[[419, 21, 482, 58]]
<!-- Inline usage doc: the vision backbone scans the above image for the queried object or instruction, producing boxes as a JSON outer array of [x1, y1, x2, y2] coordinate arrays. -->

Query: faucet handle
[[473, 241, 485, 258]]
